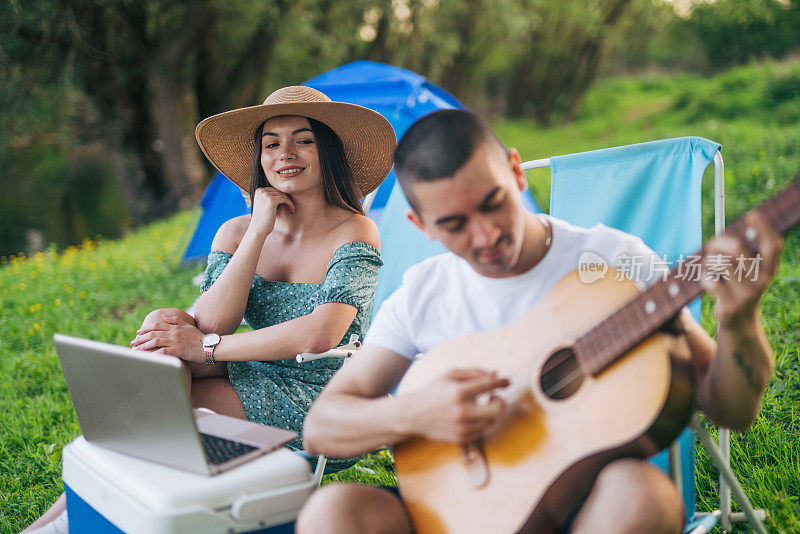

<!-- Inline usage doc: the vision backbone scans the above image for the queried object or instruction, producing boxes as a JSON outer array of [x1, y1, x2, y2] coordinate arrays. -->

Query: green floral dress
[[200, 242, 382, 470]]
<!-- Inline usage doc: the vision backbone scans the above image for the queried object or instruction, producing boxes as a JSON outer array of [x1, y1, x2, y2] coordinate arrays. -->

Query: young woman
[[24, 86, 395, 534]]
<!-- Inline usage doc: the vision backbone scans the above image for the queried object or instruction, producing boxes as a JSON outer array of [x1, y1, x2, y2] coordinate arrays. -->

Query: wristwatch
[[202, 333, 221, 365]]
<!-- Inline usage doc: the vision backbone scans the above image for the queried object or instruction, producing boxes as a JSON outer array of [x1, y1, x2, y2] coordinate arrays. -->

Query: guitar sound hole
[[540, 348, 584, 400]]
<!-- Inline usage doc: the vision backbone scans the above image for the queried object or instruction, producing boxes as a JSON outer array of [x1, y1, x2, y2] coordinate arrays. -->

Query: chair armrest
[[295, 335, 361, 363]]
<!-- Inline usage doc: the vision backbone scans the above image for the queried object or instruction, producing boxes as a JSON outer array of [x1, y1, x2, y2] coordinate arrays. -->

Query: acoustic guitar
[[394, 176, 800, 534]]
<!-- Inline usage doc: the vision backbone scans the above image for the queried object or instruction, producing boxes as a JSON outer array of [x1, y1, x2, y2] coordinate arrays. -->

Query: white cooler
[[62, 437, 316, 534]]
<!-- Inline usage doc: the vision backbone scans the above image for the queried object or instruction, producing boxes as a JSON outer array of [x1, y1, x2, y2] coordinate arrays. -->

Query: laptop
[[54, 333, 297, 476]]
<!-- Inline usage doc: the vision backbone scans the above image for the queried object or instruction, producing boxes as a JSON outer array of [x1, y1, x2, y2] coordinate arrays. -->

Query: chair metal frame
[[522, 148, 767, 534]]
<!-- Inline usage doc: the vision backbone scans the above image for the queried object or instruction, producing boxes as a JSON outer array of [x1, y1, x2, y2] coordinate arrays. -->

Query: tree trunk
[[505, 0, 631, 124], [147, 64, 206, 214], [439, 1, 484, 105]]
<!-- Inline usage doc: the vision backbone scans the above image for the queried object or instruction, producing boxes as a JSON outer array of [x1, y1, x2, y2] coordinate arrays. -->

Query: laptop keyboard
[[200, 433, 258, 465]]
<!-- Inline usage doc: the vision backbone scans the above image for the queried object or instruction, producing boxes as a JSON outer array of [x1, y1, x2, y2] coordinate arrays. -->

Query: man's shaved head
[[394, 109, 506, 211]]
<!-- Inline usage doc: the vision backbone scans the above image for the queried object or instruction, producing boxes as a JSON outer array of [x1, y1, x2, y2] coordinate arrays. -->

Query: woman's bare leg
[[139, 307, 196, 332], [140, 308, 245, 417], [191, 377, 247, 419]]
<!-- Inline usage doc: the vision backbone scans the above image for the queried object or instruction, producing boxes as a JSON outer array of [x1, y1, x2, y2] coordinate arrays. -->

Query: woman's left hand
[[130, 314, 205, 363]]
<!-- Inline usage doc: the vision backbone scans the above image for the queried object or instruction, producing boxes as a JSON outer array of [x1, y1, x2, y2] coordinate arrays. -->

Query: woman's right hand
[[249, 186, 296, 237]]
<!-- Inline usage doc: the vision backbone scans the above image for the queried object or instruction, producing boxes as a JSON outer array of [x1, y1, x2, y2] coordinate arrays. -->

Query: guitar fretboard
[[574, 175, 800, 377]]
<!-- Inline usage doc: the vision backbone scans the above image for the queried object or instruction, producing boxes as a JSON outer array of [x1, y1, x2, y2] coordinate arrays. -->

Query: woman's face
[[259, 115, 322, 195]]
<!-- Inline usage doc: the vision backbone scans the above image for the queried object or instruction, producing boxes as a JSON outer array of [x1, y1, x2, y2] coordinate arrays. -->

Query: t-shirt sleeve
[[614, 234, 669, 288], [601, 227, 695, 319], [200, 250, 233, 293], [589, 224, 665, 288], [364, 268, 421, 360], [313, 242, 383, 313]]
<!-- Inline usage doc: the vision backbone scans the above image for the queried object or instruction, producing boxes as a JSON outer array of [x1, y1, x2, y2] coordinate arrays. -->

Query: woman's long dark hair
[[249, 117, 364, 215]]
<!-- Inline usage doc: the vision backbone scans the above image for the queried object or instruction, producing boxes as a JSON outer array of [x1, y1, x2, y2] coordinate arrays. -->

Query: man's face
[[407, 142, 529, 278]]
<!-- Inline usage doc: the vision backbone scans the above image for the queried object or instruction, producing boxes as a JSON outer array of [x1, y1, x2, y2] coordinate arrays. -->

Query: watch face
[[203, 333, 220, 347]]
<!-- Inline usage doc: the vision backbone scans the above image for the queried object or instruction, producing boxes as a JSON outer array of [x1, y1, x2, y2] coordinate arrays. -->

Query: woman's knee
[[140, 308, 194, 330]]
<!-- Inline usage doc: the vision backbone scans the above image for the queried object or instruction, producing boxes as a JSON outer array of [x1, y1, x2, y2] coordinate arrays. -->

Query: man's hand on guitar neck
[[700, 211, 784, 329], [399, 368, 509, 445]]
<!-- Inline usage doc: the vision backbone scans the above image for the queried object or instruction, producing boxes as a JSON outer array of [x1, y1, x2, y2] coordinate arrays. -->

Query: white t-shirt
[[366, 215, 662, 360]]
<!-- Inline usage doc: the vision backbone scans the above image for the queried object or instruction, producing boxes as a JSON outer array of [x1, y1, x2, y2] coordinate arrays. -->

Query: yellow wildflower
[[34, 323, 40, 330], [55, 299, 61, 306]]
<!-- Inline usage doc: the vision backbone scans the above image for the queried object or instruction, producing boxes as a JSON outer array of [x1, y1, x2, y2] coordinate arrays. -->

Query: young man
[[297, 110, 782, 534]]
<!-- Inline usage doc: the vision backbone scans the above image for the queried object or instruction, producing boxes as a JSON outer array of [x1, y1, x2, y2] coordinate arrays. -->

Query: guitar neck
[[575, 175, 800, 377]]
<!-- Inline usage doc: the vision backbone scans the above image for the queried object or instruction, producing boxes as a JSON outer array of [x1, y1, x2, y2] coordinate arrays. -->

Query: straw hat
[[195, 86, 396, 197]]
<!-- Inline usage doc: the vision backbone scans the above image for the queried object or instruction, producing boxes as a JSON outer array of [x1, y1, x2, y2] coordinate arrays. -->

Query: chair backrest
[[545, 135, 721, 519]]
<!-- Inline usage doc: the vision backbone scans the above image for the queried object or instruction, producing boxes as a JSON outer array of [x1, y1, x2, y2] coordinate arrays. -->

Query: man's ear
[[508, 148, 528, 192], [407, 209, 435, 240]]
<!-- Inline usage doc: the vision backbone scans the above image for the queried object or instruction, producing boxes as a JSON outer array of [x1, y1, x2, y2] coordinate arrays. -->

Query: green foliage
[[10, 0, 800, 261], [602, 0, 709, 74], [682, 0, 800, 69], [670, 60, 800, 125]]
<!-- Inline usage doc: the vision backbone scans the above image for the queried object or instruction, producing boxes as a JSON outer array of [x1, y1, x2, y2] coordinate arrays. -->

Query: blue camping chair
[[523, 136, 767, 533]]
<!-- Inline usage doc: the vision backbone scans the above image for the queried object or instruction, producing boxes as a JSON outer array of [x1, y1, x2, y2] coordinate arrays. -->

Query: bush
[[683, 0, 800, 69], [670, 60, 800, 125]]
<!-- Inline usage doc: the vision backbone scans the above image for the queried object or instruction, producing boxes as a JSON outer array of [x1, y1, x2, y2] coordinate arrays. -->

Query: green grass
[[2, 57, 799, 533], [0, 213, 201, 532]]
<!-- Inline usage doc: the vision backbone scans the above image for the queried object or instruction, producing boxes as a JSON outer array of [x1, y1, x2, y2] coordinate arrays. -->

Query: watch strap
[[203, 344, 216, 365]]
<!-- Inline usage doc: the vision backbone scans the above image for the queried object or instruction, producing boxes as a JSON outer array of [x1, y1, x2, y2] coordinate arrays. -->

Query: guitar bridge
[[462, 443, 490, 489]]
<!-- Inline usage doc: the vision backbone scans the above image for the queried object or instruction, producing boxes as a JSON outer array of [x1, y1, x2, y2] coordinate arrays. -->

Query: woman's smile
[[275, 165, 306, 177]]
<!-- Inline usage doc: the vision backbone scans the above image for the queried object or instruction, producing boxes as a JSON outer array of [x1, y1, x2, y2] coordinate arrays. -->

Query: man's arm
[[682, 314, 772, 432], [302, 343, 508, 458], [683, 212, 783, 432]]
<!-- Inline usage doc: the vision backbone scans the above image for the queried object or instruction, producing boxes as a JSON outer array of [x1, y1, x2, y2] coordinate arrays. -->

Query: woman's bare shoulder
[[333, 212, 380, 250], [210, 215, 250, 254]]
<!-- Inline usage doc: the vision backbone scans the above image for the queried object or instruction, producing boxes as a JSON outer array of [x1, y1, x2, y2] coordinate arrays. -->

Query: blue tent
[[182, 61, 540, 264], [183, 174, 249, 261], [304, 60, 465, 220]]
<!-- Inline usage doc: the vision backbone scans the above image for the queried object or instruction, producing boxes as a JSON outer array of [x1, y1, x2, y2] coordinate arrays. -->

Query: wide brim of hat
[[195, 101, 396, 197]]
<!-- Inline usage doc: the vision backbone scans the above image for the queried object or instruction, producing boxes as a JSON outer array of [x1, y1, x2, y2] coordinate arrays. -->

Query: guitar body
[[394, 270, 696, 534]]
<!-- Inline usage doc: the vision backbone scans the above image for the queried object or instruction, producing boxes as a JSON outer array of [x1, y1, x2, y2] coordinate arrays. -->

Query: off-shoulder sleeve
[[312, 242, 383, 312], [200, 250, 233, 293]]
